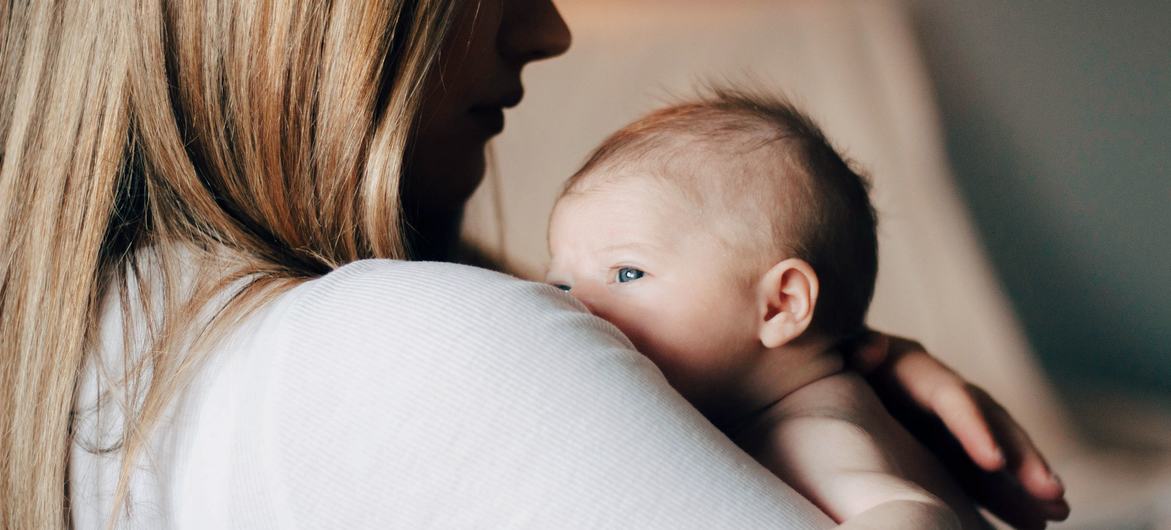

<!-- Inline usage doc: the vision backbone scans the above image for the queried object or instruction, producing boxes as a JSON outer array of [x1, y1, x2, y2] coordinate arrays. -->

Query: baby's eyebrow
[[598, 241, 668, 255]]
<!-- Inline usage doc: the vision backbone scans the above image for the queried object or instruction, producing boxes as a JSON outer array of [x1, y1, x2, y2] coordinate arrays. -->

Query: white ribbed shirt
[[70, 259, 832, 529]]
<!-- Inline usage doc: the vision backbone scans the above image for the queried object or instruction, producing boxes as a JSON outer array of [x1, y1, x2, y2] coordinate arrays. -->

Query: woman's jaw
[[398, 0, 571, 261]]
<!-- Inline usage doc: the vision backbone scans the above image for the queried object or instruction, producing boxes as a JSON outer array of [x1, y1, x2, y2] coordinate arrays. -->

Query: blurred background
[[465, 1, 1171, 527]]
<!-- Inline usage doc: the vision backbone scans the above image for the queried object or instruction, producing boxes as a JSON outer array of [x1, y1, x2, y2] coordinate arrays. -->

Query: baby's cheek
[[666, 289, 758, 369], [637, 305, 730, 372], [600, 284, 750, 390], [599, 303, 683, 362]]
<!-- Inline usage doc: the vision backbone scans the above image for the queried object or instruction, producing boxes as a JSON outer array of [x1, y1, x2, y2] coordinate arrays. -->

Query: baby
[[545, 90, 990, 529]]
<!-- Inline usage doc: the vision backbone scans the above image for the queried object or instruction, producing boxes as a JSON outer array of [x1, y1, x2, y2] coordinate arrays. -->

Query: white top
[[70, 259, 832, 529]]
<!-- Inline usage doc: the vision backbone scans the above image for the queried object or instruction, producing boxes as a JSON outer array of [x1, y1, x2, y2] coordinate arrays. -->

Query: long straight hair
[[0, 1, 457, 527]]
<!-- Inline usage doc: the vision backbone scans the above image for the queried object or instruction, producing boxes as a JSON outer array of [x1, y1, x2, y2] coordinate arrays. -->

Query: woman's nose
[[500, 0, 572, 64]]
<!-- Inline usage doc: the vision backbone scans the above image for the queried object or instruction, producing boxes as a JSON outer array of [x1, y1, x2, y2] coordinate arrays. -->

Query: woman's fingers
[[967, 472, 1051, 530], [962, 385, 1069, 525], [927, 387, 1066, 529], [864, 331, 1070, 525], [930, 383, 1005, 472], [981, 388, 1068, 507], [845, 330, 890, 374]]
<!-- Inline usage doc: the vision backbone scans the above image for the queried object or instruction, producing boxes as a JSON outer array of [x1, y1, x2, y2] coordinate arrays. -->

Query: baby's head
[[546, 89, 877, 414]]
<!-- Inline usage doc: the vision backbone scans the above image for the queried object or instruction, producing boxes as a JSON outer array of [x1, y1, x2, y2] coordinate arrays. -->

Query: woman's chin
[[404, 145, 487, 215]]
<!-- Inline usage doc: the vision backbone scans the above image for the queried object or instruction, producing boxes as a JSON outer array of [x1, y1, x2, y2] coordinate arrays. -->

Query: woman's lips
[[468, 88, 522, 136]]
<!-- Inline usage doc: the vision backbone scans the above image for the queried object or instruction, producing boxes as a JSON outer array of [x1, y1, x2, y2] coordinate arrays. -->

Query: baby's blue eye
[[554, 284, 572, 292], [615, 267, 645, 283]]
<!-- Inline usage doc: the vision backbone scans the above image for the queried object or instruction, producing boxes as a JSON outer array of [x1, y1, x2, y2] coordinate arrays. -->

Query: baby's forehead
[[571, 138, 800, 229], [553, 161, 794, 262], [553, 176, 693, 233], [576, 134, 789, 196]]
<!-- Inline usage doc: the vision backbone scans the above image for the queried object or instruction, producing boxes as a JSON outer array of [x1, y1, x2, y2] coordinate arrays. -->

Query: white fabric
[[70, 259, 833, 529]]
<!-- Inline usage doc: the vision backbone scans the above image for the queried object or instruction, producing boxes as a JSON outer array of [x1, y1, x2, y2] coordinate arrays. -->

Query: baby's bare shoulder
[[760, 372, 902, 474], [775, 371, 889, 429], [757, 374, 951, 524], [769, 372, 992, 529]]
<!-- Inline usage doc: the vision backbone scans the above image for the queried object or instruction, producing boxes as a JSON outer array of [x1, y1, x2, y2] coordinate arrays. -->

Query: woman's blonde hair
[[1, 1, 458, 527]]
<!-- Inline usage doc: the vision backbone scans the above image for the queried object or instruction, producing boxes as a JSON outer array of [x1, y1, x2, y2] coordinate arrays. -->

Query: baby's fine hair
[[565, 87, 878, 339]]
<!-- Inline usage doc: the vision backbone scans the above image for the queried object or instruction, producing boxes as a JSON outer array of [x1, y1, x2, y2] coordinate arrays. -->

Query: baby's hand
[[846, 331, 1069, 529]]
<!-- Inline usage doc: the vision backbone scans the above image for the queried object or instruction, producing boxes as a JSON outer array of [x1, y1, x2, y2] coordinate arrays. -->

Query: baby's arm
[[754, 414, 960, 530]]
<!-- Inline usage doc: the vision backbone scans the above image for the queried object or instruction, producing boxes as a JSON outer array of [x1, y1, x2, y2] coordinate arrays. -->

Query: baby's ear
[[756, 258, 819, 349]]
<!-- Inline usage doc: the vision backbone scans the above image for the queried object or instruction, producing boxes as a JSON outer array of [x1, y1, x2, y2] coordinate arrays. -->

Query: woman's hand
[[846, 331, 1070, 529]]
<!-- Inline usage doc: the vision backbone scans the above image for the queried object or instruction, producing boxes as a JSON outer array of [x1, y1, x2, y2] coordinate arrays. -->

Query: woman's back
[[71, 258, 832, 529]]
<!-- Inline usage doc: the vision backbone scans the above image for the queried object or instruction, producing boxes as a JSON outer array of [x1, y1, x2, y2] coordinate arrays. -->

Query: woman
[[0, 1, 1067, 528]]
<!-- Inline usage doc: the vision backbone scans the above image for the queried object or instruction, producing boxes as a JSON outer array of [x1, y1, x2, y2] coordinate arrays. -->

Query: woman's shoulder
[[196, 260, 658, 524], [262, 259, 636, 374], [279, 259, 628, 349], [172, 260, 828, 528], [300, 258, 569, 312]]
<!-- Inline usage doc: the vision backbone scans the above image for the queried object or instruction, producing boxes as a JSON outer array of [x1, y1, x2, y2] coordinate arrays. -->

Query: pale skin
[[547, 177, 989, 529], [412, 2, 1067, 527]]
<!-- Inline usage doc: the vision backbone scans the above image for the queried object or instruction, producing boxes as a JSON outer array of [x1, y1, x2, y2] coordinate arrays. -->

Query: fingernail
[[1045, 499, 1071, 520], [989, 446, 1005, 467], [1050, 472, 1064, 493]]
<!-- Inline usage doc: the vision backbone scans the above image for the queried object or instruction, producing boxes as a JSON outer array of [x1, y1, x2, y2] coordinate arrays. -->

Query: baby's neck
[[712, 336, 845, 434]]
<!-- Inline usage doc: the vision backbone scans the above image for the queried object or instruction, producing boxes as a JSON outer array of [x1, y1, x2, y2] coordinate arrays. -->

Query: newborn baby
[[546, 90, 990, 529]]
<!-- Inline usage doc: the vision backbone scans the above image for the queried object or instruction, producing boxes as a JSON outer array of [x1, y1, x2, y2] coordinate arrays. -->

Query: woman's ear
[[756, 258, 819, 349]]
